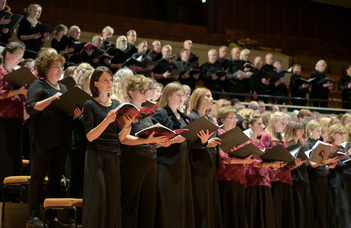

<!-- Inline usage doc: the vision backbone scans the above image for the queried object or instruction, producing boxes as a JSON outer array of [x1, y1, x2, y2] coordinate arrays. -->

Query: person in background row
[[17, 4, 51, 59], [51, 24, 74, 56], [310, 60, 333, 107], [101, 26, 115, 50], [338, 64, 351, 109], [290, 64, 309, 106], [0, 41, 26, 195]]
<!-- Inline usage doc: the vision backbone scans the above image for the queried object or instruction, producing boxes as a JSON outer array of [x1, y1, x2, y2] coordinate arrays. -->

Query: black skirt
[[218, 180, 247, 228], [271, 182, 296, 228], [191, 166, 222, 228], [309, 175, 329, 228], [82, 149, 121, 228], [155, 147, 194, 228], [120, 154, 157, 228], [246, 186, 275, 228], [292, 181, 314, 228], [0, 118, 23, 188]]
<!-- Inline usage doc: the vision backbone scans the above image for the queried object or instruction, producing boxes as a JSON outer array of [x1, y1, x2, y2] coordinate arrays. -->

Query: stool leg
[[73, 207, 78, 228], [1, 184, 7, 228], [43, 207, 48, 228]]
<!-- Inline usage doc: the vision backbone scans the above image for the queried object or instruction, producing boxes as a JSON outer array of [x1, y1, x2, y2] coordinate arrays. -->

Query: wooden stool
[[1, 176, 31, 228], [1, 176, 67, 228], [43, 198, 83, 228]]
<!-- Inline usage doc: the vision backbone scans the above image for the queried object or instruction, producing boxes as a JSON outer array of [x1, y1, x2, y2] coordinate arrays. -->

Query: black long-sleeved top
[[290, 74, 309, 98], [310, 70, 331, 100], [200, 61, 224, 91], [17, 18, 44, 58]]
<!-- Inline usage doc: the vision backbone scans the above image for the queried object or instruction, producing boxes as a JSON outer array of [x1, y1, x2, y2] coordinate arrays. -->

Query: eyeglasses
[[226, 117, 238, 121], [51, 65, 64, 70], [297, 128, 305, 131], [139, 88, 152, 94], [335, 132, 346, 135]]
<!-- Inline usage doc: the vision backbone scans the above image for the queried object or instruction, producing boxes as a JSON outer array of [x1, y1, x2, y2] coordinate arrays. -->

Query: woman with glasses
[[326, 124, 351, 228], [260, 112, 303, 228], [17, 4, 51, 59], [151, 82, 195, 228], [243, 114, 277, 228], [284, 121, 314, 228], [216, 107, 253, 228], [26, 52, 82, 227], [187, 88, 222, 228], [119, 75, 168, 228], [0, 41, 26, 198]]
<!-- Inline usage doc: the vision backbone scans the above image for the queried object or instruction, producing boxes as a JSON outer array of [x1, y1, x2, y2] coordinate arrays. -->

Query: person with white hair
[[310, 59, 333, 107], [101, 26, 115, 50]]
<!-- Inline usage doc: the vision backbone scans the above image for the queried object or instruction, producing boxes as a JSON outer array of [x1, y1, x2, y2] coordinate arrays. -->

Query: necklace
[[46, 80, 58, 87]]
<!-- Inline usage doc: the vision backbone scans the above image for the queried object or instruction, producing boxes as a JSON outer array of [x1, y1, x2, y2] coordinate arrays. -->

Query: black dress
[[187, 111, 222, 228], [82, 99, 122, 228], [328, 147, 351, 228], [288, 143, 314, 228], [120, 116, 157, 228], [304, 138, 330, 228], [151, 107, 195, 228]]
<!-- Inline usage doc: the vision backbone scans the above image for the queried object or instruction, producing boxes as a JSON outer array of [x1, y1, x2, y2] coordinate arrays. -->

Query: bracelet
[[123, 126, 131, 130], [202, 141, 208, 147], [269, 165, 276, 170]]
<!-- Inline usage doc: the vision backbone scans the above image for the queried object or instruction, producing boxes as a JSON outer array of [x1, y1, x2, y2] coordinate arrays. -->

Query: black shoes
[[26, 217, 69, 228], [46, 217, 70, 228], [26, 217, 44, 228]]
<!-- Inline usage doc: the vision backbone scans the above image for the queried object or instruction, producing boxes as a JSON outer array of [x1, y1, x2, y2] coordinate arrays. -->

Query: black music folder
[[218, 126, 250, 152], [180, 116, 223, 142], [51, 87, 91, 115], [4, 67, 36, 87]]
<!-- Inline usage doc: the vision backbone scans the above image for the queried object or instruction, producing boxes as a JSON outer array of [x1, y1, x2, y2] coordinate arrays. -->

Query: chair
[[43, 198, 83, 228]]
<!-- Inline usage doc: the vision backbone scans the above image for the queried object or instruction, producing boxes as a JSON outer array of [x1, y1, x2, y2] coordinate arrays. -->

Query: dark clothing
[[271, 72, 288, 104], [17, 19, 44, 59], [83, 100, 121, 154], [131, 52, 154, 76], [225, 59, 248, 101], [152, 107, 195, 228], [304, 138, 330, 228], [152, 58, 177, 86], [26, 80, 72, 153], [101, 40, 115, 51], [310, 70, 331, 107], [338, 75, 351, 109], [251, 68, 271, 103], [200, 61, 225, 99], [51, 38, 60, 53], [147, 51, 162, 62], [173, 60, 197, 90], [125, 43, 138, 59], [120, 117, 157, 228], [290, 74, 309, 106], [187, 111, 222, 228], [26, 80, 73, 218], [82, 99, 122, 228], [67, 116, 87, 198]]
